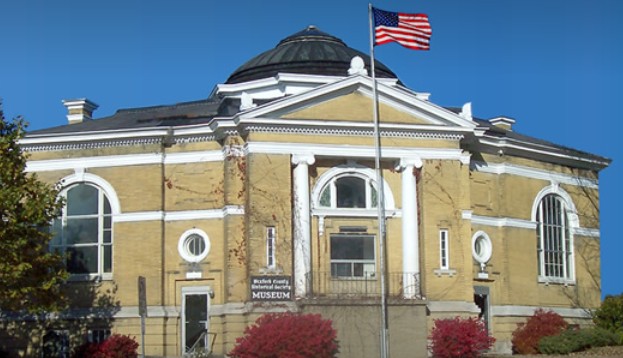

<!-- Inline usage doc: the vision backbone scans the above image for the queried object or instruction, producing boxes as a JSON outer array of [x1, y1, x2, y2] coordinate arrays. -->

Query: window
[[471, 231, 493, 269], [42, 330, 70, 358], [87, 328, 111, 344], [537, 194, 573, 281], [330, 234, 375, 278], [178, 229, 211, 263], [439, 229, 449, 270], [266, 227, 276, 269], [319, 175, 378, 209], [50, 183, 113, 279]]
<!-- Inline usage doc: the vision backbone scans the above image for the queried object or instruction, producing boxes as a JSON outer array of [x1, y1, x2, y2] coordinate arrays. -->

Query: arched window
[[318, 175, 378, 209], [536, 194, 573, 281], [312, 163, 395, 213], [50, 183, 113, 279]]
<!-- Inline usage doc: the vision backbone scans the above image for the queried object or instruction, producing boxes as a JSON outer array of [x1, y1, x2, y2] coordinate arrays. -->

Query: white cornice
[[471, 161, 598, 189], [246, 142, 471, 164], [26, 150, 225, 172], [478, 136, 609, 169], [25, 142, 472, 173], [21, 128, 169, 145]]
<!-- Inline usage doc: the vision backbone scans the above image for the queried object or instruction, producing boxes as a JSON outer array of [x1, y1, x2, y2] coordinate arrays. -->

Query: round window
[[471, 231, 492, 265], [178, 229, 210, 263]]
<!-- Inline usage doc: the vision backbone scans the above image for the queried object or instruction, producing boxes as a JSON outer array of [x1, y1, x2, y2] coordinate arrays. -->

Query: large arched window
[[50, 183, 113, 279], [319, 175, 378, 209], [536, 193, 573, 281], [312, 163, 395, 213]]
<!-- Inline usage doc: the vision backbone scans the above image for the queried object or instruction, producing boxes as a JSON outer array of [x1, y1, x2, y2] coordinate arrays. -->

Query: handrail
[[184, 330, 217, 357]]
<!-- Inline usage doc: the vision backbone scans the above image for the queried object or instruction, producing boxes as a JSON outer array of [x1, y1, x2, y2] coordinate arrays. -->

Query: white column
[[292, 154, 315, 297], [399, 157, 423, 298]]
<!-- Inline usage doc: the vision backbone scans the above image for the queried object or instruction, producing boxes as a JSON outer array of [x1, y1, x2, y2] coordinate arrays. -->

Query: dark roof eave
[[473, 134, 611, 171]]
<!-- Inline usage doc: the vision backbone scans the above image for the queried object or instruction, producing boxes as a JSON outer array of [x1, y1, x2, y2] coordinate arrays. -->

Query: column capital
[[292, 154, 315, 166], [395, 157, 423, 172]]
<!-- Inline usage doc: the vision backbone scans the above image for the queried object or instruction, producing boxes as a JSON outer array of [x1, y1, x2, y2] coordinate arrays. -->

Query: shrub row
[[539, 327, 619, 355]]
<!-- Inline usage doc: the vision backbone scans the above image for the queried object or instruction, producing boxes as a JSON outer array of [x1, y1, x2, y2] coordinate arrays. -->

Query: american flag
[[372, 7, 432, 50]]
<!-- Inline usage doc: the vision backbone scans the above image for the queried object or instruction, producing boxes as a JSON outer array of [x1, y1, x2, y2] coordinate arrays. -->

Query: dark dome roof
[[226, 25, 399, 84]]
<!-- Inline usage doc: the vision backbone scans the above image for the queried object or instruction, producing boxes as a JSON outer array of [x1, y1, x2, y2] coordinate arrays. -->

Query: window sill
[[67, 273, 113, 283], [331, 275, 377, 281], [538, 276, 575, 286], [259, 266, 283, 275], [434, 269, 457, 277]]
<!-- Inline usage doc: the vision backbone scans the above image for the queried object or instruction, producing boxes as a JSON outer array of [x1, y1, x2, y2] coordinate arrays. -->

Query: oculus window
[[178, 228, 211, 263], [50, 183, 113, 279], [471, 231, 492, 269]]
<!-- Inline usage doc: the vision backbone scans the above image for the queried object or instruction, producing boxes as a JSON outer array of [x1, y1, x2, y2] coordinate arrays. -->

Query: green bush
[[538, 327, 619, 355], [594, 294, 623, 334]]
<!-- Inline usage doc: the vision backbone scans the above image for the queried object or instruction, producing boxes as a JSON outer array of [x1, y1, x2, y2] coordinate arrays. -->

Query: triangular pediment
[[281, 92, 432, 125], [236, 75, 477, 129]]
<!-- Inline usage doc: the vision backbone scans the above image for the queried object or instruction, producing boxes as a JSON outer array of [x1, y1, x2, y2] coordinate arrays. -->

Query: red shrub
[[72, 334, 138, 358], [511, 309, 567, 354], [428, 316, 495, 358], [229, 313, 339, 358]]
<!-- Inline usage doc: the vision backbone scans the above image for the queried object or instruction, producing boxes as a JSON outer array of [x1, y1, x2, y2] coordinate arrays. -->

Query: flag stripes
[[373, 8, 432, 50]]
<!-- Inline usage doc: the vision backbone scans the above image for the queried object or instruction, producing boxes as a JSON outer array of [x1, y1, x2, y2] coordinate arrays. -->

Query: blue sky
[[1, 1, 621, 297]]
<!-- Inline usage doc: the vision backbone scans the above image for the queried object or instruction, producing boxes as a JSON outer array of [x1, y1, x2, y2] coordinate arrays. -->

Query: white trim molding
[[491, 305, 592, 319], [471, 161, 598, 189], [462, 211, 537, 230], [462, 211, 600, 239], [26, 150, 224, 172], [427, 301, 481, 314], [247, 142, 470, 164], [114, 206, 244, 223]]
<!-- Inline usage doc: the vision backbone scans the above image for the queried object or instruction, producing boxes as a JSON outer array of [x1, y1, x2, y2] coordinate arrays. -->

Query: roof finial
[[348, 56, 368, 76]]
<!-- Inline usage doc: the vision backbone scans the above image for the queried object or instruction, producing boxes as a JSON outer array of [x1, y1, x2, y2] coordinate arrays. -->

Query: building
[[5, 26, 610, 357]]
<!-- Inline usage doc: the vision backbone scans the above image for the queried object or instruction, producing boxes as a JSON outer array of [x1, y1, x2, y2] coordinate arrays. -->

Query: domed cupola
[[226, 25, 399, 84]]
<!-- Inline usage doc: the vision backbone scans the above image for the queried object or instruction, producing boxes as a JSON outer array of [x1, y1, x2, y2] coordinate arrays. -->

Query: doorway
[[474, 286, 490, 332], [182, 287, 211, 355]]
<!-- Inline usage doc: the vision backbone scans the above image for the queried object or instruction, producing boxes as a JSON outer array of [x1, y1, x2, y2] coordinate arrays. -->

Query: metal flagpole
[[368, 4, 390, 358]]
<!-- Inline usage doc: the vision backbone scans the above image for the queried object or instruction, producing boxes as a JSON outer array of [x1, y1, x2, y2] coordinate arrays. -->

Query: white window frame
[[471, 231, 493, 271], [178, 228, 211, 263], [439, 229, 449, 270], [181, 286, 212, 356], [311, 164, 396, 217], [330, 233, 376, 279], [532, 185, 577, 284], [536, 194, 574, 283], [52, 182, 114, 281], [266, 226, 276, 269]]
